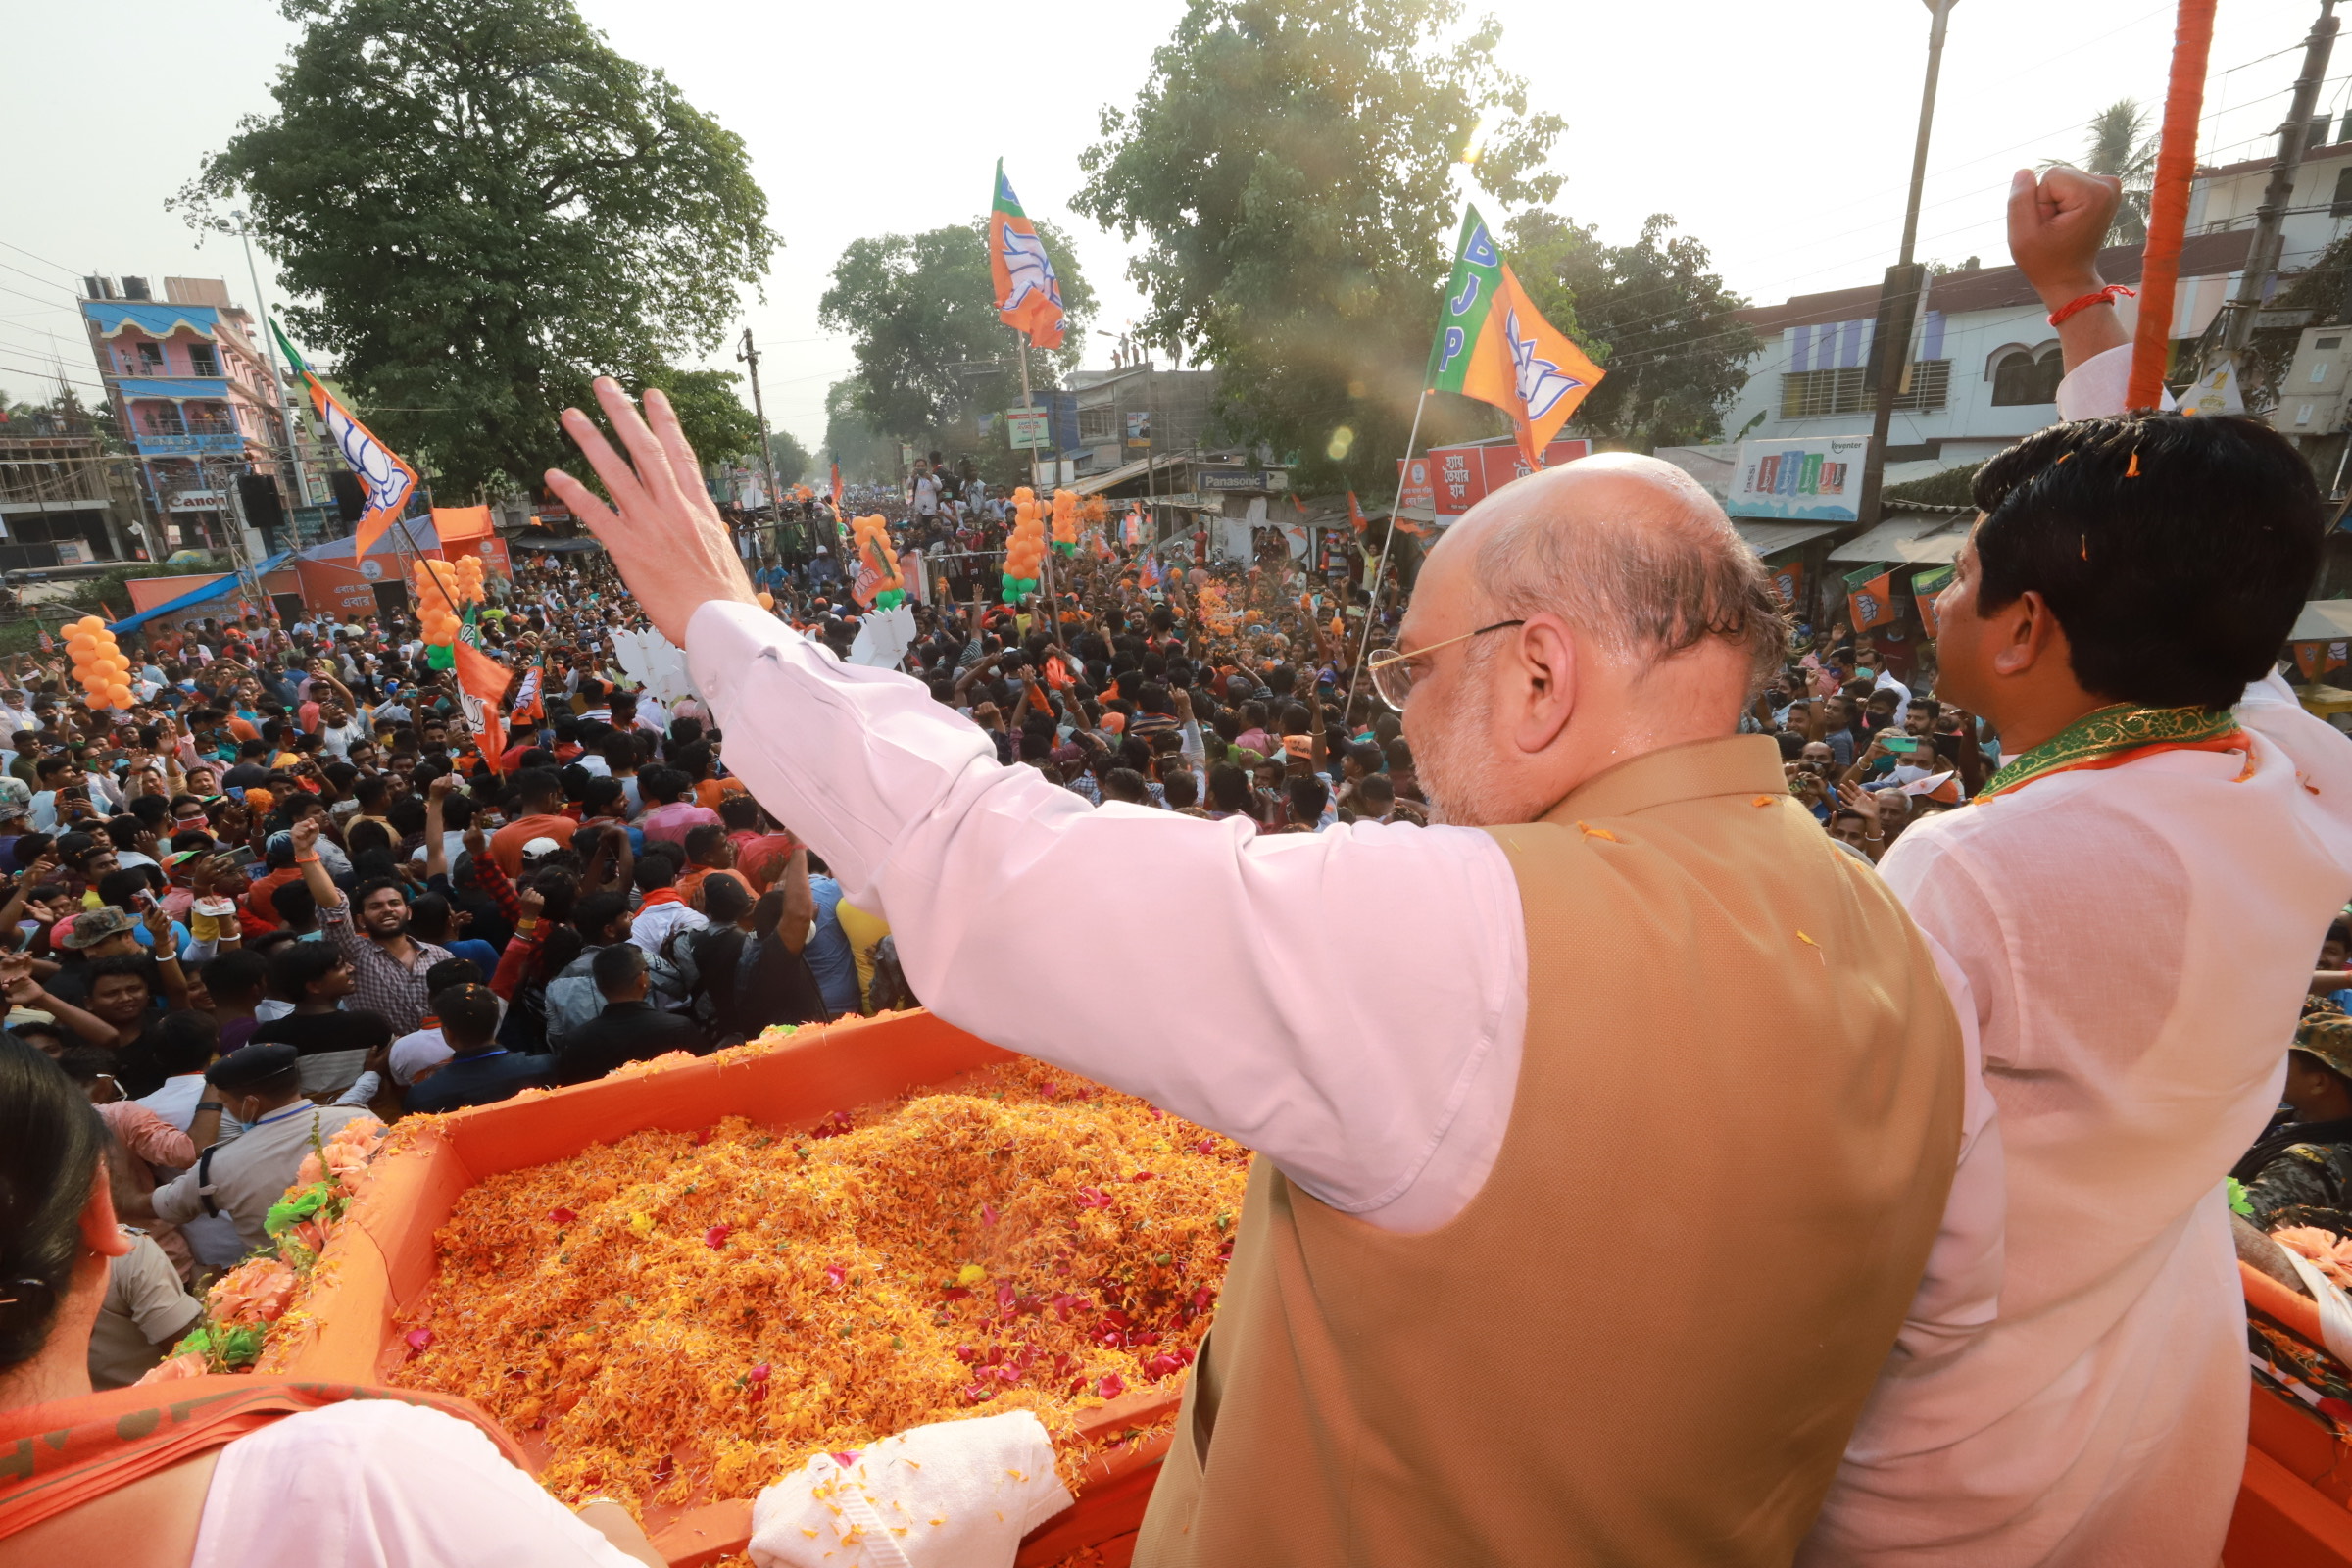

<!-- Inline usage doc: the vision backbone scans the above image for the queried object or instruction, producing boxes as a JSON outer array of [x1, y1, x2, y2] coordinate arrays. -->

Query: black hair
[[0, 1038, 104, 1367], [592, 940, 647, 996], [425, 956, 483, 995], [433, 982, 500, 1048], [152, 1009, 220, 1076], [269, 939, 345, 1003], [638, 765, 691, 806], [1971, 414, 2323, 710], [703, 874, 753, 925], [1288, 773, 1329, 821], [200, 948, 269, 1003], [352, 876, 409, 914], [571, 889, 631, 943], [633, 848, 681, 893], [270, 880, 318, 927]]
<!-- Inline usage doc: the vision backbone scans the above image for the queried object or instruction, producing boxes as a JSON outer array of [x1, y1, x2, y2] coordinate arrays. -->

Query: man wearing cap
[[146, 1042, 371, 1253], [2233, 1015, 2352, 1235]]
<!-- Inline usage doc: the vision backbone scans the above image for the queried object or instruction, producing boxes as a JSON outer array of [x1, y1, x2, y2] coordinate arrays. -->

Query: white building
[[1720, 229, 2254, 472]]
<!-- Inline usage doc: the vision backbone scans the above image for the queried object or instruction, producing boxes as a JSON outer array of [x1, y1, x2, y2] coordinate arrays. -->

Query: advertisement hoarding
[[1396, 439, 1592, 524], [1731, 436, 1868, 522]]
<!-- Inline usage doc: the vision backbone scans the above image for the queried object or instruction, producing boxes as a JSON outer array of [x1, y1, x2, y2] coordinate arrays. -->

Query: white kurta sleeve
[[687, 600, 1527, 1229]]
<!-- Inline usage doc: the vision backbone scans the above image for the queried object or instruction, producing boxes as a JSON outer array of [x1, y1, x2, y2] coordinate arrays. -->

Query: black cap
[[205, 1042, 299, 1090]]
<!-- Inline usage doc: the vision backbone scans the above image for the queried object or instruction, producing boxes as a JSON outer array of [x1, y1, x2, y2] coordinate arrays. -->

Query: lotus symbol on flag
[[323, 399, 415, 517], [1506, 307, 1586, 423], [1000, 222, 1060, 316]]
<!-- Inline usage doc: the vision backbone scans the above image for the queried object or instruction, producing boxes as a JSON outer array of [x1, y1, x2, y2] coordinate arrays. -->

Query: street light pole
[[1855, 0, 1958, 531]]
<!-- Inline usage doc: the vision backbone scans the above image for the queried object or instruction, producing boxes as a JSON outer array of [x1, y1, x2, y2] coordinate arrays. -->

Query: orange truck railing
[[276, 1010, 1177, 1568]]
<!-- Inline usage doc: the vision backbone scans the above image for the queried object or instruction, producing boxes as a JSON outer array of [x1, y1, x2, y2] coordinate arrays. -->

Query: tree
[[822, 380, 901, 486], [765, 427, 810, 488], [1503, 212, 1760, 451], [176, 0, 777, 496], [818, 219, 1095, 442], [1076, 0, 1562, 493], [2067, 100, 2156, 247], [624, 367, 758, 466]]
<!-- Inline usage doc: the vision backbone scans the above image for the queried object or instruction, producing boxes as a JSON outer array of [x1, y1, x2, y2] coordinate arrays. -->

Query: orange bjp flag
[[989, 161, 1067, 351]]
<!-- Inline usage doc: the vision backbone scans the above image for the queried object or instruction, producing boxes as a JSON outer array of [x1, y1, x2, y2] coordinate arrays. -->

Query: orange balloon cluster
[[850, 514, 905, 600], [414, 555, 486, 647], [1050, 488, 1080, 553], [66, 615, 133, 710], [1002, 487, 1047, 604]]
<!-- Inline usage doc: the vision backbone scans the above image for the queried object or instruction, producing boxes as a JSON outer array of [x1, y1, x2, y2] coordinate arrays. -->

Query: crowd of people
[[9, 165, 2352, 1568]]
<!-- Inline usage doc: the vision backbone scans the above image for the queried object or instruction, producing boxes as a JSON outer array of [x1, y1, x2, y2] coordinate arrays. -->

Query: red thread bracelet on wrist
[[2048, 284, 2135, 326]]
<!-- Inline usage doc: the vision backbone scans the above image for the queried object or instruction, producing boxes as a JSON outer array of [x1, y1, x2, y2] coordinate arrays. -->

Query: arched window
[[1988, 341, 2067, 407], [1990, 349, 2040, 405], [2028, 348, 2067, 405]]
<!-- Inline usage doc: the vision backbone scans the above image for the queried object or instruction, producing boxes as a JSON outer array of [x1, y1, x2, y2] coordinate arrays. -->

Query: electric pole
[[2218, 1, 2338, 380], [737, 327, 784, 568], [1856, 0, 1958, 531]]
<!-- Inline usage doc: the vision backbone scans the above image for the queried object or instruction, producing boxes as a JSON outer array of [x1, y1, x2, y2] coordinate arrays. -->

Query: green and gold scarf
[[1976, 703, 2247, 802]]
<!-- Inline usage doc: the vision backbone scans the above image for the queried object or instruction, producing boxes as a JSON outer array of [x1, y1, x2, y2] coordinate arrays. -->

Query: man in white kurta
[[1802, 167, 2352, 1565]]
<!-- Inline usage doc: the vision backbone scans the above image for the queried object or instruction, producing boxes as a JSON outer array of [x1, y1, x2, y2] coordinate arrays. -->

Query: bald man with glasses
[[548, 385, 1967, 1568]]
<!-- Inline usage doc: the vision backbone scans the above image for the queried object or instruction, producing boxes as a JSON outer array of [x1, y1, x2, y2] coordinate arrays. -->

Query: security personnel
[[149, 1043, 371, 1253]]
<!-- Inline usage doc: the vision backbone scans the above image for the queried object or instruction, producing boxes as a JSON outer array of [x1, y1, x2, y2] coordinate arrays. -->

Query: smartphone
[[1881, 736, 1919, 755], [222, 843, 260, 870]]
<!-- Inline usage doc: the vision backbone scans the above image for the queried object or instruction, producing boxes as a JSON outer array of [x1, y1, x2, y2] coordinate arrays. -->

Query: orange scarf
[[0, 1376, 527, 1539]]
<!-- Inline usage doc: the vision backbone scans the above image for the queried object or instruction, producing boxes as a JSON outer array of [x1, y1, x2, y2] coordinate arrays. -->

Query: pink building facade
[[80, 275, 288, 556]]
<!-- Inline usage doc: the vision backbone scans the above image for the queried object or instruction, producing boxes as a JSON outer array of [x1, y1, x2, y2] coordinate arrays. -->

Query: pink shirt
[[635, 799, 721, 850]]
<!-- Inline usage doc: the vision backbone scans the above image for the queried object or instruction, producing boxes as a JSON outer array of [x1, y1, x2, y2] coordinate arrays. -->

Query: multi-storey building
[[79, 273, 290, 554]]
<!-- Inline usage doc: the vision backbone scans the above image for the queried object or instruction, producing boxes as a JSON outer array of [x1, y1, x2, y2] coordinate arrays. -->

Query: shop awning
[[1732, 520, 1841, 558], [2289, 599, 2352, 642], [1826, 511, 1975, 565], [106, 552, 293, 635], [1071, 452, 1189, 497]]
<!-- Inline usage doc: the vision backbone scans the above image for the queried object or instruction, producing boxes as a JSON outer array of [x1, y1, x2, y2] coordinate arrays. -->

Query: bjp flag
[[270, 320, 416, 562], [1845, 564, 1898, 632], [1910, 564, 1955, 638], [1428, 206, 1603, 470], [989, 161, 1067, 350]]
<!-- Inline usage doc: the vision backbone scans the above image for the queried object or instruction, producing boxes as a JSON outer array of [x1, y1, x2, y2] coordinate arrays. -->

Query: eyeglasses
[[1366, 620, 1526, 711]]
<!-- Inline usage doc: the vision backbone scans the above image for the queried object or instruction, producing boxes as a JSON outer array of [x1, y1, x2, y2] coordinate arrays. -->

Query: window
[[2332, 166, 2352, 219], [2320, 336, 2343, 350], [186, 343, 220, 376], [1780, 367, 1869, 418], [136, 342, 164, 372], [1781, 361, 1949, 417], [1076, 406, 1118, 443], [1891, 360, 1950, 412], [1990, 348, 2065, 406]]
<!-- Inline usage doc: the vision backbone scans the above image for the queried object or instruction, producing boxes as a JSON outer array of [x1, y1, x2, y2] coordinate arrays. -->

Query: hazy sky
[[0, 0, 2336, 453]]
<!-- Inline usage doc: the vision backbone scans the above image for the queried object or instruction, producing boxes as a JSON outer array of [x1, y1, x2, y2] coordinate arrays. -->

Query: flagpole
[[1346, 387, 1432, 714]]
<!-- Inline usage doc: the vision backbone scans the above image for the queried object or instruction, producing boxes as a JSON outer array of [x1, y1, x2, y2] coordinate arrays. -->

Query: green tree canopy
[[2060, 100, 2155, 247], [1502, 211, 1759, 451], [1076, 0, 1562, 492], [765, 426, 810, 488], [818, 218, 1095, 443], [177, 0, 776, 495], [626, 366, 759, 466], [823, 380, 901, 486]]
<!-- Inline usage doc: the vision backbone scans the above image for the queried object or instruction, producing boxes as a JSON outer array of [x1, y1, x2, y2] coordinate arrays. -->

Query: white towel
[[747, 1410, 1075, 1568]]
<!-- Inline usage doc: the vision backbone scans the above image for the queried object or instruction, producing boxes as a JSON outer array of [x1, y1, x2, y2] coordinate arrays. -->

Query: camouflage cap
[[2293, 1014, 2352, 1081]]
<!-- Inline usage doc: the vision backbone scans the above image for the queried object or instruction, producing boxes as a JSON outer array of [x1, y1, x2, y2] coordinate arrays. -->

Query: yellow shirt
[[836, 899, 891, 1011]]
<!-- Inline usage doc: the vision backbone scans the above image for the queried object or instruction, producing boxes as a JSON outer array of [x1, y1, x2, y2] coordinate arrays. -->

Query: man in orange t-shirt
[[486, 768, 578, 877]]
